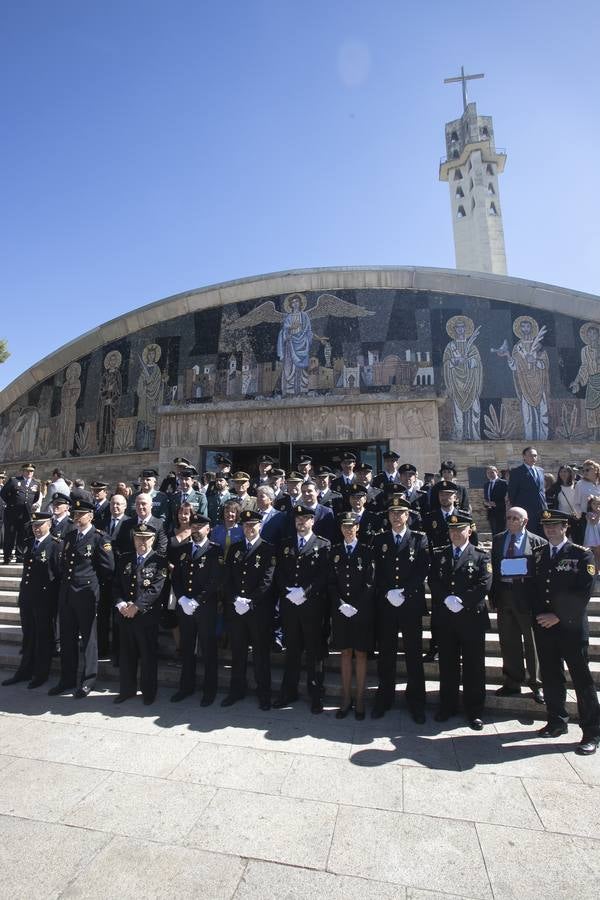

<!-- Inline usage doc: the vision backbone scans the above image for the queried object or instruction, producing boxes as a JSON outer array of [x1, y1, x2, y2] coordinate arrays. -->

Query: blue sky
[[1, 0, 599, 389]]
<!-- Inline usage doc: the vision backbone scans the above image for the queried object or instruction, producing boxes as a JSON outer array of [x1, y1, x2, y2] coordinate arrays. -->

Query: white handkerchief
[[339, 603, 358, 618], [234, 597, 250, 615], [386, 588, 405, 608], [444, 595, 463, 613], [286, 586, 306, 605]]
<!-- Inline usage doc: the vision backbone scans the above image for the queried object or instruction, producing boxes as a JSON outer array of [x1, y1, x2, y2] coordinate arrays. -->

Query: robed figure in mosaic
[[98, 350, 122, 454], [136, 343, 163, 450], [496, 316, 549, 441], [571, 322, 600, 439], [443, 315, 482, 440], [59, 363, 81, 456]]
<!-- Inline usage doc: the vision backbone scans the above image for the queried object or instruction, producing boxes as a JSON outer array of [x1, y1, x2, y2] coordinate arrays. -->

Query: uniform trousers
[[118, 614, 159, 701], [438, 608, 487, 717], [3, 510, 29, 562], [58, 585, 98, 690], [496, 586, 541, 690], [97, 579, 114, 658], [228, 605, 271, 700], [15, 593, 57, 682], [534, 622, 600, 738], [176, 602, 218, 697], [280, 604, 325, 699], [376, 603, 425, 711]]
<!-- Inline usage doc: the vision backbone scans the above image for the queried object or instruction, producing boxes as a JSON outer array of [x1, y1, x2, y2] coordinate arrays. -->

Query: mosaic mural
[[1, 288, 598, 460]]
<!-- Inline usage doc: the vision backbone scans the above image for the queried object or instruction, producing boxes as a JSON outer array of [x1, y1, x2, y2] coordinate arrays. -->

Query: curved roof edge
[[1, 265, 599, 414]]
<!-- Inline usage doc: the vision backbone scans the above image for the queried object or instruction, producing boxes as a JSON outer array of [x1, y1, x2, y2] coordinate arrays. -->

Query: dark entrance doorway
[[201, 441, 389, 477]]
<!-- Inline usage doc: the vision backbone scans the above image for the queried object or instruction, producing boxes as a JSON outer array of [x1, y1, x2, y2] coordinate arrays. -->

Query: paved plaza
[[0, 670, 599, 899]]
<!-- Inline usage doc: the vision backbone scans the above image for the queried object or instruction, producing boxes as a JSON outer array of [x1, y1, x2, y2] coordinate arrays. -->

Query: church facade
[[1, 267, 599, 489]]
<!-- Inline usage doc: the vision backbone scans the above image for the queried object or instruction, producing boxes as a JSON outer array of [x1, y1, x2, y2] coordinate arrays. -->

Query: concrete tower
[[439, 67, 507, 275]]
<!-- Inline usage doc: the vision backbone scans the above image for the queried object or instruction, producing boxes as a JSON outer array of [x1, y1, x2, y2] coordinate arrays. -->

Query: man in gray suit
[[508, 447, 547, 535], [489, 506, 546, 703]]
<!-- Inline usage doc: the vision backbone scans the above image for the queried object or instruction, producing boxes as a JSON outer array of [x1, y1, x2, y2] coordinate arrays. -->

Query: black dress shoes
[[143, 695, 156, 706], [531, 688, 545, 704], [74, 686, 91, 699], [495, 686, 521, 697], [170, 690, 193, 703], [258, 698, 271, 711], [422, 650, 439, 663], [434, 709, 456, 723], [200, 693, 216, 707], [113, 693, 135, 704], [336, 702, 352, 720], [27, 677, 47, 689], [48, 683, 74, 696], [575, 737, 599, 756], [2, 674, 29, 687], [538, 721, 568, 738], [273, 694, 298, 709], [411, 710, 427, 725], [469, 718, 484, 731], [221, 694, 242, 707], [310, 697, 323, 714], [354, 707, 365, 721], [370, 704, 385, 720]]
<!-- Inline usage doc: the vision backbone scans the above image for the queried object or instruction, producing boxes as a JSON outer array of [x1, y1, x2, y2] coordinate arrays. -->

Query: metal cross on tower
[[444, 66, 484, 112]]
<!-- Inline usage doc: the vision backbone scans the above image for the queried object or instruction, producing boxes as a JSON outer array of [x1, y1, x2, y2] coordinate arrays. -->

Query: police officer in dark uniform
[[331, 451, 357, 503], [113, 524, 167, 705], [424, 482, 479, 550], [371, 497, 430, 722], [373, 450, 401, 489], [273, 504, 331, 713], [347, 483, 383, 546], [428, 512, 492, 730], [91, 481, 111, 530], [48, 498, 115, 698], [315, 466, 344, 515], [1, 463, 40, 563], [169, 467, 207, 521], [328, 512, 376, 719], [50, 493, 75, 540], [533, 509, 600, 755], [2, 511, 61, 688], [222, 509, 275, 710], [250, 454, 275, 495], [170, 513, 223, 706]]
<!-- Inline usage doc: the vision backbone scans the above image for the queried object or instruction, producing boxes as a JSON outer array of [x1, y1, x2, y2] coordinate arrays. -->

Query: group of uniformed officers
[[1, 450, 598, 756]]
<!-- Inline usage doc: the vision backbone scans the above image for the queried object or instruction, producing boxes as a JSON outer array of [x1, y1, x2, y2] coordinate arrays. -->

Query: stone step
[[0, 641, 592, 720], [0, 564, 24, 577], [0, 577, 23, 591]]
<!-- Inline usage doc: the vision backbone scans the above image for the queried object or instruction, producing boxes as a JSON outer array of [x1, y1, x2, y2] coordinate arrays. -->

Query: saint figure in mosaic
[[442, 315, 482, 440], [571, 322, 600, 438], [496, 316, 549, 440]]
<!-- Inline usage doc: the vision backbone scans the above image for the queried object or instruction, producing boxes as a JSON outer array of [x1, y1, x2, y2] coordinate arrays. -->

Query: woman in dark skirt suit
[[328, 512, 376, 720]]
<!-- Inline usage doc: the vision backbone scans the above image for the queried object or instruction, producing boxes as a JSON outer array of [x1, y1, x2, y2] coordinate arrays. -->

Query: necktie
[[454, 547, 461, 561], [299, 537, 305, 550], [346, 544, 352, 556], [183, 493, 188, 503], [246, 541, 252, 552], [34, 540, 40, 551], [507, 535, 516, 558], [110, 519, 116, 536], [192, 543, 199, 558], [224, 530, 232, 559], [552, 545, 558, 559], [137, 554, 144, 567], [395, 533, 401, 547], [76, 531, 84, 543]]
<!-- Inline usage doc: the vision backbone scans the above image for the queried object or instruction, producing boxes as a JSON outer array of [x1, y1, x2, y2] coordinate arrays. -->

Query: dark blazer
[[93, 499, 111, 531], [112, 551, 167, 622], [107, 514, 133, 558], [50, 515, 76, 541], [489, 529, 547, 610], [429, 481, 470, 513], [372, 528, 430, 618], [508, 464, 547, 527], [259, 509, 288, 547], [119, 515, 168, 557], [424, 508, 479, 550], [484, 478, 508, 534], [223, 537, 275, 609], [310, 503, 337, 543], [429, 543, 492, 618], [317, 488, 344, 516]]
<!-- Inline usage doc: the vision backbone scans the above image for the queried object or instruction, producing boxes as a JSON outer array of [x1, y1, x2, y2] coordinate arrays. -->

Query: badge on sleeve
[[587, 564, 596, 576], [486, 562, 493, 573], [103, 542, 112, 552]]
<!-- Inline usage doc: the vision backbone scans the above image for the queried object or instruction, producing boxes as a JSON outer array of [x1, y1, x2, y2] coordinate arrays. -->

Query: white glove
[[339, 603, 358, 618], [188, 599, 199, 612], [286, 586, 306, 606], [178, 596, 195, 616], [234, 596, 251, 615], [386, 588, 405, 608], [444, 595, 464, 614]]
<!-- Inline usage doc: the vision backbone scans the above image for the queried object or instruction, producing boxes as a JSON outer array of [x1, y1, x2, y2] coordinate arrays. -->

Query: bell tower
[[439, 67, 508, 275]]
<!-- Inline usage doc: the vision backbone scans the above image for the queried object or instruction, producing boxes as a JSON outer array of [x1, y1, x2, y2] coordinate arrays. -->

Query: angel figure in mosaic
[[442, 315, 482, 440], [224, 292, 374, 396]]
